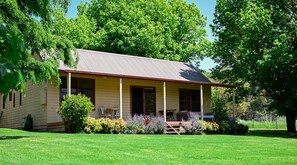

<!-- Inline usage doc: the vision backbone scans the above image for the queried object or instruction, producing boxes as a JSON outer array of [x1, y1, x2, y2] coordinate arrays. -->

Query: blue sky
[[66, 0, 217, 71]]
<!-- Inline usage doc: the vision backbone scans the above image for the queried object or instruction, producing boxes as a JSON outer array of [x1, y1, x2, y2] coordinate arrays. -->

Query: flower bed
[[83, 115, 222, 135]]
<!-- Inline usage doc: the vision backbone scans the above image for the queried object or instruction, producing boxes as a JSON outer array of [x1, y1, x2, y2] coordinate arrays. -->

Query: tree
[[212, 0, 297, 133], [54, 0, 209, 63], [0, 0, 77, 96]]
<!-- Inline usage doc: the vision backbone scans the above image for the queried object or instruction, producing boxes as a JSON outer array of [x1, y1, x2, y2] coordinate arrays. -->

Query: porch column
[[163, 81, 167, 122], [200, 85, 204, 120], [67, 72, 71, 97], [232, 88, 236, 119], [120, 78, 123, 119]]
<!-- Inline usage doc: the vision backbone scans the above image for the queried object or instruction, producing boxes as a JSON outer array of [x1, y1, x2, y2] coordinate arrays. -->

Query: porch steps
[[165, 121, 190, 135]]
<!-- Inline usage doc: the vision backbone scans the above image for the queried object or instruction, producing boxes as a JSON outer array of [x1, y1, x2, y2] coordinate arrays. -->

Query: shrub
[[235, 124, 249, 135], [83, 117, 126, 134], [124, 115, 146, 134], [97, 118, 113, 133], [212, 93, 229, 122], [84, 117, 102, 134], [98, 118, 126, 134], [57, 94, 94, 133], [111, 119, 126, 134], [204, 122, 219, 134], [217, 119, 249, 135], [23, 114, 33, 131], [145, 116, 165, 134], [124, 115, 166, 134], [184, 118, 206, 134], [218, 120, 231, 134], [229, 120, 249, 135]]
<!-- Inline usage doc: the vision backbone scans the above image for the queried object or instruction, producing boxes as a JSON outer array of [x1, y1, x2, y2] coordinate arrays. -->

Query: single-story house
[[0, 49, 235, 131]]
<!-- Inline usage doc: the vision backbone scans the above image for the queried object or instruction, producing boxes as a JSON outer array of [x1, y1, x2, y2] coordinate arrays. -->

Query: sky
[[66, 0, 217, 71]]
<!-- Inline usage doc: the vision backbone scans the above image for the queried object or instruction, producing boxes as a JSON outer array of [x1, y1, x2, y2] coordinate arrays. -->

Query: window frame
[[2, 96, 6, 109], [130, 86, 156, 116], [20, 92, 22, 106], [59, 76, 95, 106], [13, 93, 15, 108], [9, 92, 12, 101], [179, 89, 201, 112]]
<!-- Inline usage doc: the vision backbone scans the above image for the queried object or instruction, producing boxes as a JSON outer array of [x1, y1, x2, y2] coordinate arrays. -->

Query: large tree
[[212, 0, 297, 133], [0, 0, 77, 95], [54, 0, 209, 62]]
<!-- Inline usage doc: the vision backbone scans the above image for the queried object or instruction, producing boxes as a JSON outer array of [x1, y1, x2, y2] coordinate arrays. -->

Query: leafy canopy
[[0, 0, 77, 95], [53, 0, 209, 62], [212, 0, 297, 133]]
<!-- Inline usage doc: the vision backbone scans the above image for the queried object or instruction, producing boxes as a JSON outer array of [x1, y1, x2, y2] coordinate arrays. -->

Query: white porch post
[[67, 72, 71, 97], [163, 81, 167, 122], [232, 88, 236, 119], [120, 78, 123, 119], [200, 85, 204, 120]]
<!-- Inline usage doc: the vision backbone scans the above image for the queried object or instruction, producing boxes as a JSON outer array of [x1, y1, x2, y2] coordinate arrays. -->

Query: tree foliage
[[53, 0, 209, 62], [0, 0, 77, 96], [212, 0, 297, 133]]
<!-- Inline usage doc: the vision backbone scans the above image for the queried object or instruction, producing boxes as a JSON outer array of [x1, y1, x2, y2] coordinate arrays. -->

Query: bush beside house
[[84, 117, 126, 134], [212, 93, 249, 135], [57, 94, 94, 133]]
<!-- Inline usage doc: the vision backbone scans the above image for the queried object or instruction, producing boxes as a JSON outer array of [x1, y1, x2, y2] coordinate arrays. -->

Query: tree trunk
[[285, 110, 296, 134]]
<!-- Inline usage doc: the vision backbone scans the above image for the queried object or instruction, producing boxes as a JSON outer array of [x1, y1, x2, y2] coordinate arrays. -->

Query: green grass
[[240, 118, 297, 130], [241, 120, 287, 129], [0, 128, 297, 164]]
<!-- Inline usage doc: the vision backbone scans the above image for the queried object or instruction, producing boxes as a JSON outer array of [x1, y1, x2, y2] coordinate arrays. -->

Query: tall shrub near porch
[[57, 94, 94, 133]]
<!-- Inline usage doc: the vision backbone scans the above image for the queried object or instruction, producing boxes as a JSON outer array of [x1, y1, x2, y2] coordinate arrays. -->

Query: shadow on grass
[[248, 130, 297, 139], [0, 136, 30, 140]]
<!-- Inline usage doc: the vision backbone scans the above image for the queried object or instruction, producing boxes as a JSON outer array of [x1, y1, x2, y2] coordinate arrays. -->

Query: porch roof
[[59, 49, 235, 88]]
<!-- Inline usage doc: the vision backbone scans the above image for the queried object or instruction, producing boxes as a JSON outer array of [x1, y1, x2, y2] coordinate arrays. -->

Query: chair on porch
[[113, 106, 120, 119], [99, 106, 112, 118], [114, 110, 120, 119], [176, 110, 190, 121]]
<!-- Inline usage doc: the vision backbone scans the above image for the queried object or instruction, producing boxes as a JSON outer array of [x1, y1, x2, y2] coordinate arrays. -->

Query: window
[[144, 88, 156, 116], [13, 93, 15, 108], [9, 92, 12, 101], [2, 96, 6, 109], [20, 92, 22, 106], [131, 87, 156, 116], [179, 89, 200, 112], [60, 77, 95, 105]]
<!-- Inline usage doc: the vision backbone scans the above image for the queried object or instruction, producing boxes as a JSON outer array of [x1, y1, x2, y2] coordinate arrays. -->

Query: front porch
[[62, 72, 213, 122], [43, 72, 236, 132]]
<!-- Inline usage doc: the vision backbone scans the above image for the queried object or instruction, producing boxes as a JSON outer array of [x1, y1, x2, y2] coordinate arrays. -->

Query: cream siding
[[95, 76, 120, 118], [0, 81, 47, 130], [47, 74, 121, 124], [47, 81, 62, 124]]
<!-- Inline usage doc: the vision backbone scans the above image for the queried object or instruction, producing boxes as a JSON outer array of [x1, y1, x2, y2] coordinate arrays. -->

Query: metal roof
[[59, 49, 234, 88]]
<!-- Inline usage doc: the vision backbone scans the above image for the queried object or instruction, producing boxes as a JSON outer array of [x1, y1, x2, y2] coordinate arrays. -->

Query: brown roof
[[59, 49, 235, 88]]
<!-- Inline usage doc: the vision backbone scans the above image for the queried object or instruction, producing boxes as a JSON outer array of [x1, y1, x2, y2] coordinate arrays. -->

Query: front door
[[131, 87, 156, 116], [131, 87, 143, 115]]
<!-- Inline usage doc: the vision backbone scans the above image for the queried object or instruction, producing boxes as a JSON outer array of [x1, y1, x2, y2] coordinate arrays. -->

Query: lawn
[[0, 128, 296, 164], [240, 117, 295, 130]]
